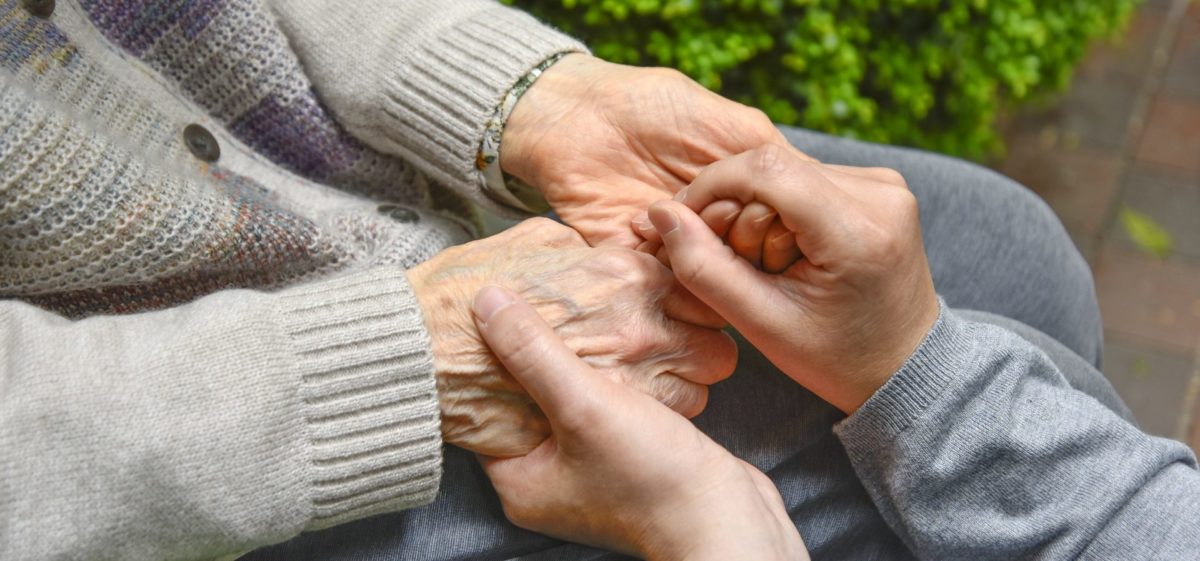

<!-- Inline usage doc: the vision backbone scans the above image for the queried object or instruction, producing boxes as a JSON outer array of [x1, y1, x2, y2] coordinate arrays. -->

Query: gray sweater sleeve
[[0, 268, 443, 561], [835, 307, 1200, 560]]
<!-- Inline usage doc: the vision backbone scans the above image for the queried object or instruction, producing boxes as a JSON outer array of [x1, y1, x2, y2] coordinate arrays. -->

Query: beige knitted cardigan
[[0, 0, 584, 559]]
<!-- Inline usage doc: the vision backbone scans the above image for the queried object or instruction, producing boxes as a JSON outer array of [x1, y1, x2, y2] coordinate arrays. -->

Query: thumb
[[648, 200, 772, 327], [472, 285, 600, 426]]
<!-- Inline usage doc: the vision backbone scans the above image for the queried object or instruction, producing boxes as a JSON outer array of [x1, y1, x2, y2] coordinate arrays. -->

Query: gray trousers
[[244, 127, 1128, 561]]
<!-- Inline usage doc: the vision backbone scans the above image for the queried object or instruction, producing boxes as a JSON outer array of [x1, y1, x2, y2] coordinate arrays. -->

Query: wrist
[[500, 53, 609, 188], [634, 470, 804, 561]]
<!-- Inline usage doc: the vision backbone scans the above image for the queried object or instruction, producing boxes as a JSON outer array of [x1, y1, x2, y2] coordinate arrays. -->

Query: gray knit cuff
[[379, 5, 588, 216], [834, 302, 976, 443], [277, 267, 442, 529]]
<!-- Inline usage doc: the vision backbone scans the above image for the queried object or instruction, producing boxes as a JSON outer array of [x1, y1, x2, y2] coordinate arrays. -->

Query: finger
[[662, 326, 738, 385], [654, 244, 670, 268], [699, 199, 744, 239], [676, 146, 856, 264], [726, 201, 777, 267], [662, 280, 728, 328], [645, 374, 710, 419], [761, 216, 803, 274], [636, 199, 743, 244], [648, 200, 775, 329], [635, 239, 660, 256], [473, 285, 599, 423]]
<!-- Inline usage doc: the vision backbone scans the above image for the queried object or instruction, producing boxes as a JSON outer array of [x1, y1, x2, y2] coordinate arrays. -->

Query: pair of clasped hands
[[410, 55, 940, 560]]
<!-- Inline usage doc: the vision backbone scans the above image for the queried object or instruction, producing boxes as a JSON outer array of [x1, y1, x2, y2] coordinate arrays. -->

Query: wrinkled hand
[[501, 54, 814, 248], [405, 218, 736, 457], [645, 146, 940, 413], [473, 286, 807, 561]]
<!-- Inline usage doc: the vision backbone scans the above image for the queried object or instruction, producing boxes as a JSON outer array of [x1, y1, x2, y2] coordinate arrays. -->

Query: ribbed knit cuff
[[276, 267, 442, 529], [380, 4, 588, 214], [834, 303, 976, 444]]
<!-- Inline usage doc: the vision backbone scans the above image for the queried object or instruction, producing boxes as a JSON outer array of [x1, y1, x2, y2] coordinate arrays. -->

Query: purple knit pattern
[[0, 0, 78, 71], [77, 0, 416, 200], [230, 94, 358, 182], [77, 0, 221, 56]]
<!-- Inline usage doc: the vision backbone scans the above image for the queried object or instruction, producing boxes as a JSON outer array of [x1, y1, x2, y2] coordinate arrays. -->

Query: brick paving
[[995, 0, 1200, 450]]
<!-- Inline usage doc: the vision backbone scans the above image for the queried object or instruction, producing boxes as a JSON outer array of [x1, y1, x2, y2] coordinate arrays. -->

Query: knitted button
[[22, 0, 54, 18], [378, 204, 420, 224], [183, 124, 220, 163]]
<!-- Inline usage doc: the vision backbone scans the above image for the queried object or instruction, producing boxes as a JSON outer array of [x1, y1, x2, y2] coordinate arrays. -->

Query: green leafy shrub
[[507, 0, 1139, 159]]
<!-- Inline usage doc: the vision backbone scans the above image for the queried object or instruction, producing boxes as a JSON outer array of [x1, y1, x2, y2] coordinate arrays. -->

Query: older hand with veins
[[405, 218, 736, 457], [501, 54, 815, 249], [472, 285, 808, 561]]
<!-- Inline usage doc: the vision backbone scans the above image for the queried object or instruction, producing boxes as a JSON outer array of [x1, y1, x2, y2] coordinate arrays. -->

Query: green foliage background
[[507, 0, 1140, 159]]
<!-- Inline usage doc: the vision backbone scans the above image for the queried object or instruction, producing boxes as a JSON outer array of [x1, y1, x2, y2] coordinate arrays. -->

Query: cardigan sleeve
[[268, 0, 588, 214], [0, 267, 444, 561]]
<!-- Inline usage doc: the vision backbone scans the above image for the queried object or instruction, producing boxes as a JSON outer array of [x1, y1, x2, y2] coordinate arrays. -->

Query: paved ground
[[994, 0, 1200, 452]]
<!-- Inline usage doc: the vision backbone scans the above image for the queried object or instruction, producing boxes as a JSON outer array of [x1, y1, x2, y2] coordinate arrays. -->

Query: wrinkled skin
[[406, 218, 736, 457], [501, 54, 815, 249]]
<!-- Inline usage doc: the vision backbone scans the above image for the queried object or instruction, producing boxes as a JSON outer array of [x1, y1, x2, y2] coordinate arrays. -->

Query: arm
[[267, 0, 587, 214], [645, 146, 1200, 559], [0, 269, 442, 561], [835, 309, 1200, 560]]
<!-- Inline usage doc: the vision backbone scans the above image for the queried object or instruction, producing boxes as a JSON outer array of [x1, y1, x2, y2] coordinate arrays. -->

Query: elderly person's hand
[[471, 285, 808, 561], [500, 54, 814, 248], [644, 146, 940, 414], [405, 218, 736, 457]]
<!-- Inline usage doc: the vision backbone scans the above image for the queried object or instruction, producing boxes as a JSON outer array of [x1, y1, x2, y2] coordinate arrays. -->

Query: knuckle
[[746, 106, 772, 126], [597, 248, 664, 288], [860, 222, 904, 265], [881, 167, 908, 188], [869, 166, 908, 188], [886, 186, 921, 225], [749, 144, 793, 180], [654, 66, 689, 82]]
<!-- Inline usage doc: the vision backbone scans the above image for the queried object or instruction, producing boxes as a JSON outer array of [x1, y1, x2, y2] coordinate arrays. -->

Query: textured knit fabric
[[837, 307, 1200, 560], [0, 0, 585, 559]]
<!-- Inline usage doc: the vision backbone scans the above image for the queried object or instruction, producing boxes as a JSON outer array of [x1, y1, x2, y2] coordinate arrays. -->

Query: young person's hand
[[472, 285, 808, 561], [645, 146, 940, 414]]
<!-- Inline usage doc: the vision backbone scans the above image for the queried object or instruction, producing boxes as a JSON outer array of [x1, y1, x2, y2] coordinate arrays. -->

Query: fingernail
[[474, 285, 516, 324], [674, 188, 689, 203], [753, 209, 778, 224], [769, 231, 794, 249], [632, 212, 653, 232], [649, 205, 680, 235]]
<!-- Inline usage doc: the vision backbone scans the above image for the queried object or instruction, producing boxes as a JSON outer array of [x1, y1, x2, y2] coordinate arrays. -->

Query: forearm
[[0, 268, 442, 561], [835, 306, 1200, 560], [268, 0, 587, 213]]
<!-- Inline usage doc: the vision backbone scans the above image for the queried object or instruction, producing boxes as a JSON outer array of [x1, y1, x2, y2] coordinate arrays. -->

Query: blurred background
[[513, 0, 1200, 452]]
